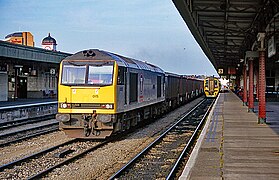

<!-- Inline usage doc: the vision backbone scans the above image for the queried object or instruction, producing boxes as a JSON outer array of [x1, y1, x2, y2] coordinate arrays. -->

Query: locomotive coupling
[[82, 111, 102, 137], [82, 114, 94, 137]]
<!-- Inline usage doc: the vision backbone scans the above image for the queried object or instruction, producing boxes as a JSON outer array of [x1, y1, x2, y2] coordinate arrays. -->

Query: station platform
[[180, 91, 279, 179], [0, 98, 57, 108]]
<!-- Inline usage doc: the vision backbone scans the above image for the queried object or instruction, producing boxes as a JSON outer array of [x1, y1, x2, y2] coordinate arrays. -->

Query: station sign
[[11, 39, 22, 44], [50, 68, 56, 75], [268, 36, 276, 58], [218, 68, 223, 74]]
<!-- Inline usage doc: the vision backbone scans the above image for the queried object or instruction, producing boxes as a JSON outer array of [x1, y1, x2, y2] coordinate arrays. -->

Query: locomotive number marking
[[92, 95, 99, 98]]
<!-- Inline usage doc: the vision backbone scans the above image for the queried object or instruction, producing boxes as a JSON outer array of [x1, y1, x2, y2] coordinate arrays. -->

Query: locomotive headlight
[[106, 104, 113, 109], [56, 114, 70, 122], [60, 103, 70, 109], [101, 104, 114, 109]]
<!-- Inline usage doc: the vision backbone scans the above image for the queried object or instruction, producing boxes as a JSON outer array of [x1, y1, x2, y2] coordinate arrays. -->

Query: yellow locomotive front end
[[204, 77, 220, 98], [56, 52, 118, 138]]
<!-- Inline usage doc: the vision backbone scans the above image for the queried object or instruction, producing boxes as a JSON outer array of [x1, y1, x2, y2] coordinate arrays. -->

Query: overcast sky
[[0, 0, 217, 76]]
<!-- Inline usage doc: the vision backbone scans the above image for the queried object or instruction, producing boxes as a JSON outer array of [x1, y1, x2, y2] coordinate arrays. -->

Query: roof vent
[[82, 50, 96, 57]]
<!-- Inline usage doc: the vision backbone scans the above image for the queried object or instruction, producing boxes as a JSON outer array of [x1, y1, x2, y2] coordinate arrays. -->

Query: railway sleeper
[[54, 148, 75, 158]]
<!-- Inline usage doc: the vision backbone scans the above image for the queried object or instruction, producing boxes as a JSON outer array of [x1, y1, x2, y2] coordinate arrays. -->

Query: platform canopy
[[173, 0, 279, 76], [0, 40, 71, 64]]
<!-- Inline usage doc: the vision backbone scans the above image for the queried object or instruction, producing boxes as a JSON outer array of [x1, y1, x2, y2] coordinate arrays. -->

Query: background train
[[204, 77, 220, 98], [56, 49, 203, 139]]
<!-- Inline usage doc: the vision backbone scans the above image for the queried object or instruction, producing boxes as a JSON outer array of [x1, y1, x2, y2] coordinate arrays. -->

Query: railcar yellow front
[[204, 77, 220, 98], [56, 59, 118, 138]]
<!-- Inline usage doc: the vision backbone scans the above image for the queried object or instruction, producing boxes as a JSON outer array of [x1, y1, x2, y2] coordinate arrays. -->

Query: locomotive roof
[[63, 49, 164, 73]]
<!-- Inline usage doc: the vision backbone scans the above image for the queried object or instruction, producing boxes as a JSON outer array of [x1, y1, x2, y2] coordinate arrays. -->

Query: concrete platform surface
[[180, 91, 279, 180]]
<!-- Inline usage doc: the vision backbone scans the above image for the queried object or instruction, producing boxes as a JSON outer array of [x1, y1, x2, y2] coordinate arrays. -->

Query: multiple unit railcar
[[204, 77, 220, 98], [56, 49, 203, 139]]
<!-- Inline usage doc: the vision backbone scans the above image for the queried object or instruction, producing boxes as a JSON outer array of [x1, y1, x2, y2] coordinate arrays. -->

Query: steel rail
[[0, 127, 58, 147], [0, 121, 58, 138], [166, 98, 215, 179], [27, 139, 112, 180], [0, 139, 77, 171], [0, 115, 55, 131], [109, 98, 207, 180]]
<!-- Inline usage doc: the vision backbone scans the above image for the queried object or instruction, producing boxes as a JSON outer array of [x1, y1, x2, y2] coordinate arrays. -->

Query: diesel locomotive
[[56, 49, 203, 139]]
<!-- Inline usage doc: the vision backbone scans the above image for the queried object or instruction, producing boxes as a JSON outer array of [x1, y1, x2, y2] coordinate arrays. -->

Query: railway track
[[0, 97, 209, 179], [0, 137, 115, 179], [0, 120, 58, 147], [109, 98, 214, 179], [0, 114, 55, 131]]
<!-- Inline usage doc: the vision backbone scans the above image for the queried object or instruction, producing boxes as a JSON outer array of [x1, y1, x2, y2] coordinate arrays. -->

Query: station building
[[0, 32, 71, 101], [4, 32, 34, 47], [42, 33, 57, 51]]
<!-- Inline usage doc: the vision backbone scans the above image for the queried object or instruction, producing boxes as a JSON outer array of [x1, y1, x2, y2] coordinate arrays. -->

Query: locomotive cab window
[[205, 80, 208, 87], [61, 64, 86, 84], [88, 65, 113, 85], [61, 61, 114, 86]]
